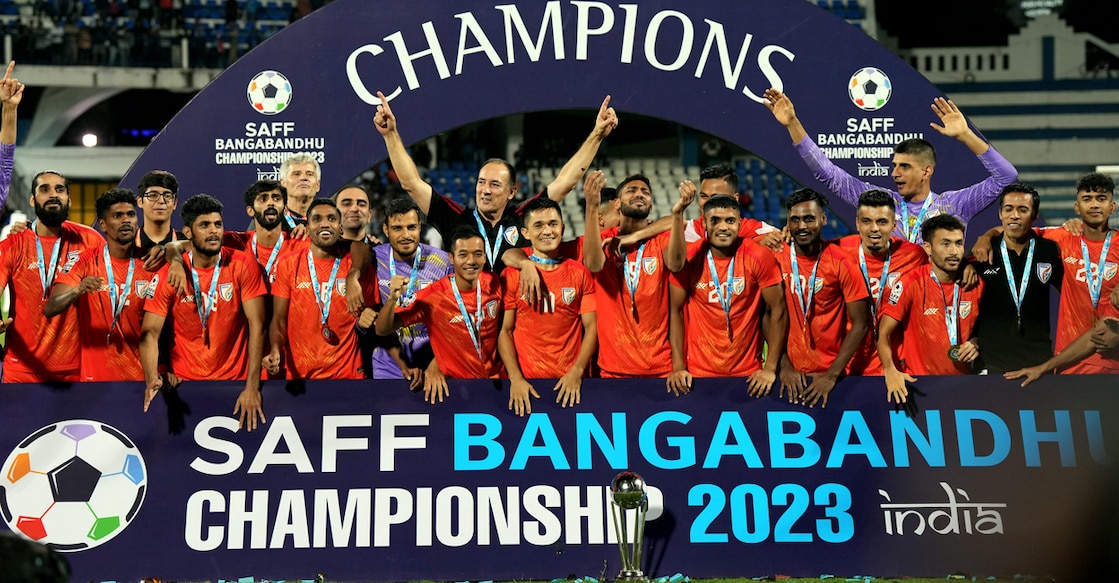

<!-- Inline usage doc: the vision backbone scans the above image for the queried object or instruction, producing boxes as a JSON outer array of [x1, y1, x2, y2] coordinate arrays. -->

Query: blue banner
[[2, 376, 1116, 581]]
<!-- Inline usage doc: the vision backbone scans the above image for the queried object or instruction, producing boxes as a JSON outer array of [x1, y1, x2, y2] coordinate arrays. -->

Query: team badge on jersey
[[642, 257, 658, 275], [561, 287, 576, 305], [1105, 262, 1118, 281], [220, 283, 234, 302], [888, 281, 903, 305], [61, 251, 82, 273], [503, 226, 519, 245], [959, 300, 972, 319], [886, 272, 901, 288], [1036, 263, 1053, 283], [336, 280, 347, 296], [485, 299, 499, 319], [813, 277, 825, 293], [731, 277, 745, 295]]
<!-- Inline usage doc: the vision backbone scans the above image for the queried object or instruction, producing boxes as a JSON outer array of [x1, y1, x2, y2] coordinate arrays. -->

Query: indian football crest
[[886, 272, 901, 288], [503, 226, 519, 245], [561, 287, 577, 305], [731, 277, 745, 295], [219, 283, 234, 302], [1036, 263, 1052, 283], [485, 300, 499, 319], [642, 257, 658, 275], [1105, 262, 1118, 281], [336, 280, 347, 296], [959, 300, 972, 319], [813, 277, 825, 293]]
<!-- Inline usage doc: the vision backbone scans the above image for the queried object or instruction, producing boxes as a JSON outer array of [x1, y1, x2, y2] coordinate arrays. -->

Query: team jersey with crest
[[0, 222, 104, 382], [502, 258, 597, 378], [223, 231, 308, 283], [594, 228, 674, 377], [145, 248, 268, 380], [370, 243, 453, 378], [271, 250, 373, 379], [1043, 227, 1119, 373], [55, 245, 162, 381], [395, 272, 504, 379], [684, 216, 776, 244], [880, 265, 985, 376], [836, 235, 929, 375], [670, 239, 783, 377], [774, 242, 869, 374]]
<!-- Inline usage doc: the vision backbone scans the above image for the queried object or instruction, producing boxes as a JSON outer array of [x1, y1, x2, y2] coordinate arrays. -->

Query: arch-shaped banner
[[120, 0, 994, 231]]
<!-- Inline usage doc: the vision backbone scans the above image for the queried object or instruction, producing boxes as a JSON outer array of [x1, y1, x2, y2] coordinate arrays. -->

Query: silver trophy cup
[[610, 471, 648, 582]]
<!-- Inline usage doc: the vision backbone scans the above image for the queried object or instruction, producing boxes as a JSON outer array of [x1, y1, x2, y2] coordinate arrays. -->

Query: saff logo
[[247, 70, 292, 115]]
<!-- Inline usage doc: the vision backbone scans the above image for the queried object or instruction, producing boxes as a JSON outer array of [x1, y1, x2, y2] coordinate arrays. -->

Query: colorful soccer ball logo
[[247, 70, 292, 115], [848, 67, 892, 112], [1, 420, 147, 552]]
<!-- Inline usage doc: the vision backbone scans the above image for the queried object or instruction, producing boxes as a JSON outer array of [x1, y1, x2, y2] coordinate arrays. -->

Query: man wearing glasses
[[135, 170, 184, 255]]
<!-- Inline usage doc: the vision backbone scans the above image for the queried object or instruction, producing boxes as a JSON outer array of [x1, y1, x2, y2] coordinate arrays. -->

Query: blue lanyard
[[251, 231, 284, 275], [622, 243, 647, 318], [528, 254, 562, 265], [103, 247, 135, 335], [388, 248, 423, 304], [32, 221, 62, 299], [306, 251, 342, 327], [473, 210, 503, 268], [1081, 231, 1114, 309], [188, 251, 222, 331], [899, 195, 934, 243], [931, 269, 960, 346], [283, 211, 298, 229], [1000, 237, 1035, 323], [706, 250, 735, 337], [789, 245, 820, 324], [858, 244, 891, 321], [450, 275, 484, 361]]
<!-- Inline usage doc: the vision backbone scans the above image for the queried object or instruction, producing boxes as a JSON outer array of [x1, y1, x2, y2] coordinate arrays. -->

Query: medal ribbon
[[188, 251, 222, 331], [899, 195, 934, 243], [1081, 231, 1114, 309], [931, 270, 960, 347], [858, 244, 891, 322], [450, 275, 485, 361], [473, 210, 504, 268], [32, 221, 62, 299], [622, 243, 647, 317], [1000, 237, 1035, 322], [307, 251, 342, 328], [528, 254, 562, 265], [388, 248, 423, 304], [252, 231, 285, 275], [706, 250, 735, 337], [789, 245, 820, 324], [103, 247, 135, 336]]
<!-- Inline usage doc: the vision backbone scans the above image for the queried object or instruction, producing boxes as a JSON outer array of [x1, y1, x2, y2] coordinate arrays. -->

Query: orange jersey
[[1044, 228, 1119, 373], [223, 231, 309, 284], [773, 242, 869, 374], [396, 273, 504, 379], [145, 248, 267, 380], [271, 249, 374, 379], [502, 259, 596, 378], [594, 229, 674, 377], [880, 265, 985, 376], [670, 239, 783, 377], [0, 222, 103, 381], [55, 245, 162, 381], [836, 235, 929, 375]]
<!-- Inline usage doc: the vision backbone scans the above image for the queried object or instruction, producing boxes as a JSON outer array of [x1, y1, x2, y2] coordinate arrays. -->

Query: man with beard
[[763, 89, 1018, 244], [46, 188, 162, 381], [222, 180, 301, 282], [264, 199, 374, 380], [141, 194, 268, 431], [0, 171, 103, 382], [774, 189, 869, 408], [878, 215, 985, 406], [499, 197, 597, 416], [667, 194, 786, 396], [375, 227, 504, 404], [360, 197, 451, 383], [278, 153, 320, 226], [333, 185, 379, 244], [584, 173, 693, 378]]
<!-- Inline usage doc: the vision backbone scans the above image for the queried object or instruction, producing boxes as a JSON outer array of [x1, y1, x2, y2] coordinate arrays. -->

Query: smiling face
[[522, 207, 564, 255], [999, 191, 1038, 240], [856, 204, 896, 254], [1074, 188, 1116, 230], [249, 189, 286, 230], [475, 162, 515, 217], [335, 187, 371, 235], [452, 236, 486, 283], [383, 209, 422, 258], [704, 206, 740, 252], [184, 212, 224, 257], [99, 202, 138, 246], [786, 200, 826, 250], [308, 204, 342, 249], [31, 173, 71, 227], [891, 152, 932, 199]]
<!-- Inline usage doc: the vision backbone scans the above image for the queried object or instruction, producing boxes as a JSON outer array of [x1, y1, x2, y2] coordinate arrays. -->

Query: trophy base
[[616, 570, 648, 582]]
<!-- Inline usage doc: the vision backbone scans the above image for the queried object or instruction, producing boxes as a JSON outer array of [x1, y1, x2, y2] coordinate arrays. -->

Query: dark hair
[[703, 194, 741, 214], [857, 189, 897, 213], [181, 193, 224, 228], [384, 197, 422, 221], [785, 188, 829, 211], [700, 163, 738, 191], [480, 158, 517, 184], [617, 173, 652, 192], [998, 182, 1040, 216], [95, 187, 138, 219], [31, 170, 68, 196], [600, 187, 618, 203], [137, 170, 179, 195], [307, 198, 339, 219], [1076, 172, 1115, 195], [894, 138, 936, 166], [920, 213, 966, 243], [448, 225, 484, 252], [332, 184, 370, 203], [521, 196, 562, 222], [243, 179, 286, 207]]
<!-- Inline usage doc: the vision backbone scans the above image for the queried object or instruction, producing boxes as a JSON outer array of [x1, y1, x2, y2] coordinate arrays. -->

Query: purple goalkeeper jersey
[[370, 243, 453, 379], [0, 142, 13, 209], [793, 136, 1017, 244]]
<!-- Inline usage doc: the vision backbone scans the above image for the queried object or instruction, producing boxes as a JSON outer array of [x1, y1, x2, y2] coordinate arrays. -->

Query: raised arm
[[547, 95, 618, 201], [0, 61, 23, 209], [582, 171, 607, 273], [664, 181, 696, 273], [762, 88, 807, 144], [929, 97, 988, 156], [373, 91, 434, 213]]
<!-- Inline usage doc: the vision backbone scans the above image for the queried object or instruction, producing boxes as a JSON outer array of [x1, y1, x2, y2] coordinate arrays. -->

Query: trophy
[[609, 471, 649, 582]]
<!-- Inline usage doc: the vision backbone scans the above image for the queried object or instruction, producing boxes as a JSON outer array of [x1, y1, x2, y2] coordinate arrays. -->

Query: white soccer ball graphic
[[848, 67, 892, 112], [1, 420, 147, 552], [247, 70, 293, 115]]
